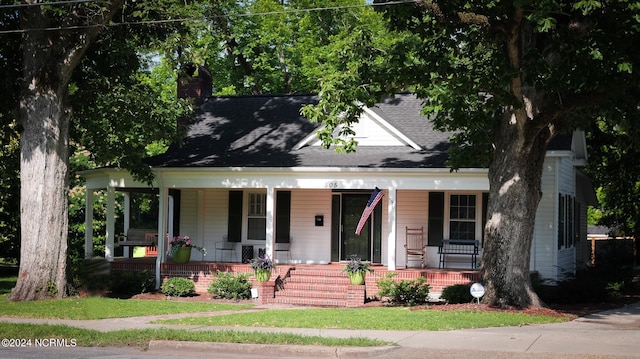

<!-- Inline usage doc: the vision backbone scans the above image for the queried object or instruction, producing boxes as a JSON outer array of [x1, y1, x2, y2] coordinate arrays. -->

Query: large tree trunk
[[11, 84, 70, 301], [479, 7, 555, 309], [9, 14, 72, 301], [481, 106, 552, 309], [9, 1, 124, 301]]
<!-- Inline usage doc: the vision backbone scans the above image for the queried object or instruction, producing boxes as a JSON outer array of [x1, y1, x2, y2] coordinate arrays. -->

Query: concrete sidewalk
[[1, 301, 639, 358]]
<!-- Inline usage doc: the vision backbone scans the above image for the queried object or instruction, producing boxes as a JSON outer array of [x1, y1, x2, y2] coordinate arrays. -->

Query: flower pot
[[173, 246, 192, 264], [255, 269, 272, 283], [348, 271, 366, 285]]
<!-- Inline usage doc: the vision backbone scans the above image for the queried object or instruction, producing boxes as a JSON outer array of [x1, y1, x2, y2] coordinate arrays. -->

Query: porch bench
[[117, 229, 157, 257], [438, 239, 479, 269]]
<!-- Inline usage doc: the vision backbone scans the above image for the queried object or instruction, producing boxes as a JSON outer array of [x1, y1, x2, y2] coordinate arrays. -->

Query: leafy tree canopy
[[302, 0, 640, 308], [178, 0, 387, 95]]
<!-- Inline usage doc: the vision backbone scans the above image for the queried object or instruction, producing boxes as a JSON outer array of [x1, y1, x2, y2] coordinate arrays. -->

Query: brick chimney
[[177, 63, 212, 105]]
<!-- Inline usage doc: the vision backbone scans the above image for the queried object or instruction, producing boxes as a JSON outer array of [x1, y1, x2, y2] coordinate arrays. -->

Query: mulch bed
[[129, 290, 640, 319]]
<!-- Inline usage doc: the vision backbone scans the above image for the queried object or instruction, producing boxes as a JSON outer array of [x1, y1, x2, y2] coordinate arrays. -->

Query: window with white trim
[[248, 193, 266, 240], [449, 194, 477, 240]]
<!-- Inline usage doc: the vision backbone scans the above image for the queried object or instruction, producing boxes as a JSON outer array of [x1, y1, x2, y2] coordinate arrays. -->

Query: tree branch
[[60, 0, 126, 81], [415, 0, 490, 27]]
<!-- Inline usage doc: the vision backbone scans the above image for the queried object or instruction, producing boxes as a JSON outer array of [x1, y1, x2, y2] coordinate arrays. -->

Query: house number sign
[[325, 181, 338, 189]]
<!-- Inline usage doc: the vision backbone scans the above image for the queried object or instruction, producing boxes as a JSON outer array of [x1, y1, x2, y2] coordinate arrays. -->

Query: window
[[558, 193, 575, 249], [449, 194, 476, 240], [248, 193, 266, 240]]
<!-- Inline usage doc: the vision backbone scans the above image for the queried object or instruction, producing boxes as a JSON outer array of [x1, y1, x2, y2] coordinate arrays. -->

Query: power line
[[0, 0, 104, 9], [0, 0, 417, 35]]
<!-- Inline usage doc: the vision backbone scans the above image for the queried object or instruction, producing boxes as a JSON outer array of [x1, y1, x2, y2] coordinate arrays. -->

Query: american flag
[[355, 188, 384, 235]]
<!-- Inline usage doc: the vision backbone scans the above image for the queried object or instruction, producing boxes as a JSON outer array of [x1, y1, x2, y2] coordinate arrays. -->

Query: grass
[[0, 322, 388, 348], [1, 277, 253, 319], [0, 275, 568, 349], [0, 296, 254, 319], [154, 307, 568, 331]]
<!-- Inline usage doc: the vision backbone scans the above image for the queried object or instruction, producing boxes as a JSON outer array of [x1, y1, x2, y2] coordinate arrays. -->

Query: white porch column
[[84, 190, 94, 259], [387, 187, 397, 270], [196, 190, 205, 261], [105, 186, 115, 261], [155, 185, 169, 290], [265, 186, 275, 259], [168, 195, 174, 240], [123, 192, 130, 258]]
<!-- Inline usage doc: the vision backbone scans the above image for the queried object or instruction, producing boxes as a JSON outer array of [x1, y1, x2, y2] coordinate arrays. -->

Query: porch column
[[196, 190, 205, 260], [105, 186, 115, 261], [84, 190, 94, 259], [265, 186, 275, 259], [155, 185, 169, 290], [123, 192, 130, 258], [387, 187, 397, 270], [168, 195, 174, 239]]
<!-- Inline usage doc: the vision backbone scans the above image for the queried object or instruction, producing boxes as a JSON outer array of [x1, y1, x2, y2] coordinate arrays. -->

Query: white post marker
[[470, 283, 485, 304]]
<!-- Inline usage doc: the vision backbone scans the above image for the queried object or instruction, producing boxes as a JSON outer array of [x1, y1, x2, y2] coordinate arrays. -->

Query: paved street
[[1, 301, 639, 359]]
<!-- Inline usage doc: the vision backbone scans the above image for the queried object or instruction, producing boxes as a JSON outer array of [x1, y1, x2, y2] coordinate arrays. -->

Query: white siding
[[396, 190, 428, 268], [202, 189, 229, 260], [179, 189, 229, 262], [179, 190, 198, 237], [394, 190, 486, 269], [313, 114, 406, 147], [178, 190, 202, 260], [558, 156, 575, 195], [532, 158, 558, 280], [290, 189, 333, 264], [533, 155, 578, 282], [556, 156, 577, 280]]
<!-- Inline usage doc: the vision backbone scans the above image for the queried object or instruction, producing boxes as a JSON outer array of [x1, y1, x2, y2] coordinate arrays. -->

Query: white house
[[81, 92, 595, 287]]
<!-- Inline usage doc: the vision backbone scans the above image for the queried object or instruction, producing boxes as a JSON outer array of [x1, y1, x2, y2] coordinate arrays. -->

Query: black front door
[[341, 194, 372, 261]]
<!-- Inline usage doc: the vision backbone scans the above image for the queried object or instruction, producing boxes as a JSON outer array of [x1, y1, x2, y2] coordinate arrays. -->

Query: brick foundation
[[110, 260, 480, 307], [346, 285, 366, 307]]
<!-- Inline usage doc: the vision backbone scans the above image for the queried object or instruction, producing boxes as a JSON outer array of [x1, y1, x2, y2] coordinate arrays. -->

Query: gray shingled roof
[[146, 93, 570, 169]]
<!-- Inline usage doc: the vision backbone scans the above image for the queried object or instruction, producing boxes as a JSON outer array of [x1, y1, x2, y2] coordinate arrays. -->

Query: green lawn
[[0, 322, 388, 348], [0, 276, 569, 348], [0, 277, 253, 319], [0, 295, 253, 319], [154, 306, 568, 331]]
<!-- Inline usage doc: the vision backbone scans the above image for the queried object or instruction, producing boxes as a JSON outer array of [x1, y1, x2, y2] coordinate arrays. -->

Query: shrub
[[440, 284, 473, 304], [208, 271, 252, 300], [88, 270, 155, 298], [534, 264, 636, 304], [376, 273, 430, 306], [162, 277, 196, 297]]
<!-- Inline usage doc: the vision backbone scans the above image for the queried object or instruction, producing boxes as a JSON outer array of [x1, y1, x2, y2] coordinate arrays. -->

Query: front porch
[[110, 258, 480, 307]]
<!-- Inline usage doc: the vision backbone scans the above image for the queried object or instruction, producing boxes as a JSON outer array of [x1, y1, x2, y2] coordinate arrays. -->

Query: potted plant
[[169, 235, 206, 263], [342, 254, 373, 285], [251, 254, 275, 283]]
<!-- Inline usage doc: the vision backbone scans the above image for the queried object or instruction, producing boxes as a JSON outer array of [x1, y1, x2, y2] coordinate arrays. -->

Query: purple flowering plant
[[342, 254, 373, 274], [251, 254, 275, 271], [169, 235, 207, 256]]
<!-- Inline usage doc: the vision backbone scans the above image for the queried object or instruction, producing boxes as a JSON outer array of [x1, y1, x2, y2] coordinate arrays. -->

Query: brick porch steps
[[271, 267, 354, 307], [109, 259, 480, 306]]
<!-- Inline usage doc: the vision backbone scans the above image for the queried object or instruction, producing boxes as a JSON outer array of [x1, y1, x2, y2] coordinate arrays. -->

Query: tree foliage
[[0, 3, 23, 264], [4, 0, 201, 301], [189, 0, 385, 95], [586, 118, 640, 238], [304, 0, 640, 308]]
